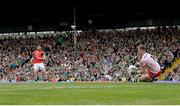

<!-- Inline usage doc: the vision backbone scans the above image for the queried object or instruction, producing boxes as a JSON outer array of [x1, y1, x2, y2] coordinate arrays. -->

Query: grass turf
[[0, 82, 180, 105]]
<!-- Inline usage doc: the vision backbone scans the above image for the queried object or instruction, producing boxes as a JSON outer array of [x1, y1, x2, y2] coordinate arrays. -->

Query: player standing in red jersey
[[30, 46, 46, 81]]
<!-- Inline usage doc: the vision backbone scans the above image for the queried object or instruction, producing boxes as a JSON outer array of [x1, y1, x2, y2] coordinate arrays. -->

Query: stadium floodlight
[[88, 19, 93, 24], [27, 25, 32, 31], [71, 25, 76, 30]]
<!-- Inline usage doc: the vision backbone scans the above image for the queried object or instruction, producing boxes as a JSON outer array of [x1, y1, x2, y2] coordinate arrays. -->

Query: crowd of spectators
[[166, 64, 180, 81], [0, 27, 179, 82]]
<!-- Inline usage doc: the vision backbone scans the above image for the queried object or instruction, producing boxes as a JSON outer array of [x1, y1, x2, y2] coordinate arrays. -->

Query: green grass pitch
[[0, 82, 180, 105]]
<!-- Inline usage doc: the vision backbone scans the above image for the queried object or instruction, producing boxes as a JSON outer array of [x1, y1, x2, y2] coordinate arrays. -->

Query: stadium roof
[[0, 0, 179, 32]]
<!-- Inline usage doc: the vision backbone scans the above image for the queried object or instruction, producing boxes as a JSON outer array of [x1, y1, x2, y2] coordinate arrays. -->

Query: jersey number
[[151, 56, 155, 61]]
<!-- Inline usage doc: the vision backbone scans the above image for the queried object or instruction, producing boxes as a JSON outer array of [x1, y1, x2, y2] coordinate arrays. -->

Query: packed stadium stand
[[1, 1, 180, 105], [0, 0, 179, 83], [0, 27, 179, 82]]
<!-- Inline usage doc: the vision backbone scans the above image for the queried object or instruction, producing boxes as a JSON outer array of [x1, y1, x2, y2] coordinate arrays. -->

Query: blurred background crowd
[[0, 27, 179, 82]]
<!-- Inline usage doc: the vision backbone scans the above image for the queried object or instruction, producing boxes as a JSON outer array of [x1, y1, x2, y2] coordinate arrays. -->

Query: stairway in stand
[[158, 58, 180, 80]]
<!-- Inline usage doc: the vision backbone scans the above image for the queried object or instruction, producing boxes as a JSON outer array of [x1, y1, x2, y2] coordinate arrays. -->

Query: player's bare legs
[[136, 69, 151, 82], [41, 68, 46, 81], [33, 70, 38, 81], [139, 74, 151, 82]]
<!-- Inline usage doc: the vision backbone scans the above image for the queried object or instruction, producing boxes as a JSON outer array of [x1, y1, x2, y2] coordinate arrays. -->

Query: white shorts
[[33, 63, 45, 71]]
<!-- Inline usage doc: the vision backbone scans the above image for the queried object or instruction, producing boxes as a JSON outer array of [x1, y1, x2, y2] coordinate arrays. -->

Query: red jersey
[[33, 50, 44, 64]]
